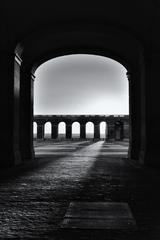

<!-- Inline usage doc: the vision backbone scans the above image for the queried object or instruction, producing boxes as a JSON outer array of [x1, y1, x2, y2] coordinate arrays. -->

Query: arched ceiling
[[2, 0, 156, 42], [16, 24, 143, 73], [1, 0, 158, 72]]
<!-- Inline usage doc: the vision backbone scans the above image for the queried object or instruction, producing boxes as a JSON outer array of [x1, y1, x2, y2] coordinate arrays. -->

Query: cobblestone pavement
[[0, 140, 159, 239]]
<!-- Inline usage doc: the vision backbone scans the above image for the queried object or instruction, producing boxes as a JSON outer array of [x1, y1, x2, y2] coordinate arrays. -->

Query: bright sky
[[34, 54, 128, 115], [34, 54, 128, 133]]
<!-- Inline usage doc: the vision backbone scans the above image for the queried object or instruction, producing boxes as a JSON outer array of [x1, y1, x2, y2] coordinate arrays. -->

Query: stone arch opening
[[33, 54, 129, 143], [10, 24, 146, 167], [58, 122, 66, 140], [72, 122, 80, 139], [33, 122, 37, 140], [21, 51, 132, 162], [44, 122, 51, 139], [100, 122, 107, 140], [86, 122, 94, 139]]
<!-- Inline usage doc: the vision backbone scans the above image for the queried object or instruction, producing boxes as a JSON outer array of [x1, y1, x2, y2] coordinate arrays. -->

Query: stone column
[[20, 66, 35, 161], [115, 122, 124, 140], [37, 122, 44, 140], [123, 121, 129, 139], [115, 123, 121, 141], [51, 123, 58, 139], [141, 54, 160, 166], [13, 54, 22, 164], [94, 123, 100, 139], [120, 123, 124, 140], [127, 72, 141, 161], [108, 122, 115, 140], [0, 52, 22, 166], [80, 123, 86, 139], [66, 123, 72, 139]]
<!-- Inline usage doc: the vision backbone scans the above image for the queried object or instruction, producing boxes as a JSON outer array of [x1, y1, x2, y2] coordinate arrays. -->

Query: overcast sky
[[34, 54, 129, 115]]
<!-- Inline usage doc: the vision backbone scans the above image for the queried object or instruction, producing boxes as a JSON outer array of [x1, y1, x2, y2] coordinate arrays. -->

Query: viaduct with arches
[[34, 115, 129, 141]]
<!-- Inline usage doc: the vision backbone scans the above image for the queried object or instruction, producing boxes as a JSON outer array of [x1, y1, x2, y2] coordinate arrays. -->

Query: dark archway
[[11, 24, 146, 167]]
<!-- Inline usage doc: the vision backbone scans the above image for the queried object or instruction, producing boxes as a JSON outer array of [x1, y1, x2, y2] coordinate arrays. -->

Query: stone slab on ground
[[61, 202, 137, 230]]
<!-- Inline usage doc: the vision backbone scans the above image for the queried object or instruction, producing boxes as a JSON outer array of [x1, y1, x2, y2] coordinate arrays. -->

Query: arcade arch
[[86, 122, 94, 139], [44, 122, 51, 139], [58, 122, 66, 139], [33, 122, 37, 139], [100, 122, 107, 140], [72, 122, 80, 139]]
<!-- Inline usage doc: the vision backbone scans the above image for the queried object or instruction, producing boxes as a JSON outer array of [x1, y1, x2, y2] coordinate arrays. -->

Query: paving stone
[[61, 202, 137, 230]]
